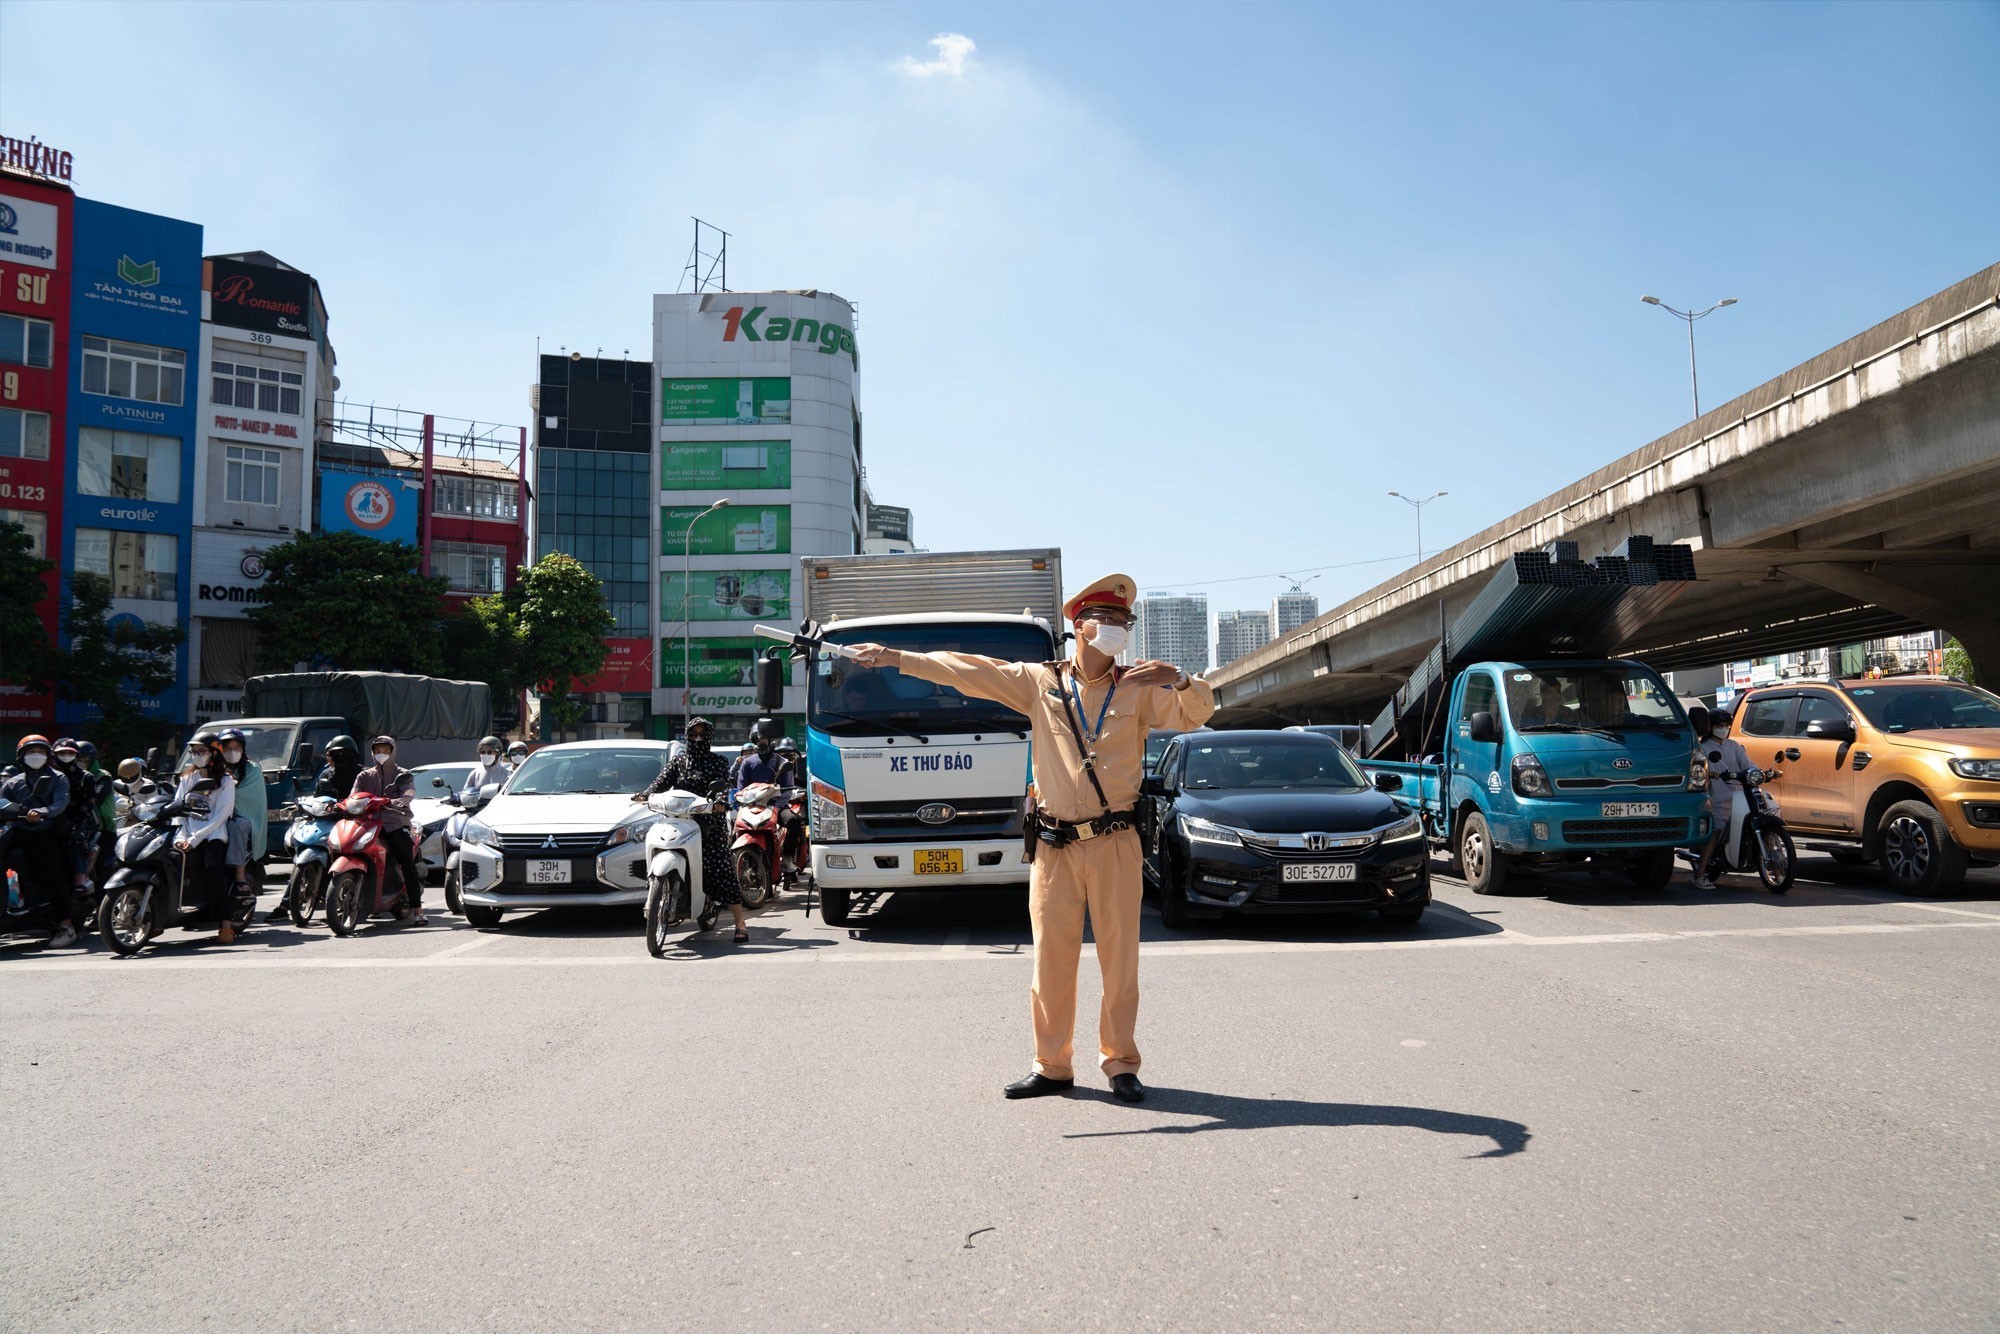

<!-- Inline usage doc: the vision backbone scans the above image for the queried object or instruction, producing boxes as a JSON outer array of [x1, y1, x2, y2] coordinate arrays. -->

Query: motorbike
[[441, 782, 501, 915], [641, 783, 729, 957], [729, 782, 806, 909], [1680, 767, 1796, 893], [281, 795, 341, 927], [96, 778, 242, 956], [323, 793, 417, 936]]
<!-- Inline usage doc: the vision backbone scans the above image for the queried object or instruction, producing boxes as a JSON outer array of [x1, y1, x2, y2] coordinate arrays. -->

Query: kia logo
[[1612, 759, 1633, 770], [916, 803, 956, 825]]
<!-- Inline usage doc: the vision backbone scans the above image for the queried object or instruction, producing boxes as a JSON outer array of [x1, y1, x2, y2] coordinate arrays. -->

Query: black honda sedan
[[1140, 730, 1430, 928]]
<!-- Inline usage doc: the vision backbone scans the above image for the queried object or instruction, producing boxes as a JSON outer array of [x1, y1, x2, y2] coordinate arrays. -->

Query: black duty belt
[[1034, 809, 1140, 847]]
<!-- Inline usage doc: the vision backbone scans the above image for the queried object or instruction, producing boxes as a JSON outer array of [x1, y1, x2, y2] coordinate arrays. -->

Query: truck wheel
[[1628, 847, 1675, 894], [819, 884, 852, 926], [1878, 800, 1969, 896], [1457, 812, 1510, 895], [464, 905, 503, 929]]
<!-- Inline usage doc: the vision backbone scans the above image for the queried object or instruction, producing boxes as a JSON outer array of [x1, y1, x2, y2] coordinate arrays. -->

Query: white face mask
[[223, 747, 244, 764], [373, 751, 394, 765], [1087, 622, 1130, 657], [23, 752, 47, 770], [1710, 726, 1729, 740], [479, 752, 498, 765]]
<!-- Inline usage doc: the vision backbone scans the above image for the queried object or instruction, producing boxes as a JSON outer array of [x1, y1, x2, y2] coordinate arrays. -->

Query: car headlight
[[1511, 753, 1552, 798], [461, 818, 499, 849], [809, 779, 847, 842], [608, 815, 658, 847], [1378, 814, 1425, 845], [1689, 755, 1709, 791], [1181, 815, 1244, 847], [1949, 757, 2000, 781]]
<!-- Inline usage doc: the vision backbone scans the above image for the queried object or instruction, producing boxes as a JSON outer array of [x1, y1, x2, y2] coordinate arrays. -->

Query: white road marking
[[1875, 899, 2000, 921], [4, 915, 1996, 972], [422, 933, 502, 962]]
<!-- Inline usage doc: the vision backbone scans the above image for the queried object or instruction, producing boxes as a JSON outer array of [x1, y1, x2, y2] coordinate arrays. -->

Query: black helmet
[[776, 736, 799, 754], [189, 730, 221, 749], [478, 735, 503, 753], [325, 735, 359, 758], [52, 736, 80, 758], [75, 741, 98, 762]]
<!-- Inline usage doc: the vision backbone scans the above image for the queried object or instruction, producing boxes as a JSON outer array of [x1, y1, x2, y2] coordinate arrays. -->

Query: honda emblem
[[1304, 833, 1332, 852]]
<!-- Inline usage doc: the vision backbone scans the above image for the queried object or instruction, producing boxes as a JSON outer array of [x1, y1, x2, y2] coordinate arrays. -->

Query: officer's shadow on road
[[656, 922, 839, 961], [1063, 1088, 1531, 1159]]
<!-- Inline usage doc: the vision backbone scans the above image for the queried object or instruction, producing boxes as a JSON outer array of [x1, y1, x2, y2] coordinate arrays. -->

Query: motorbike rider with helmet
[[464, 735, 510, 803], [267, 735, 364, 922], [216, 728, 267, 913], [632, 717, 748, 942], [76, 741, 117, 873], [350, 735, 425, 927], [50, 739, 108, 907], [173, 731, 246, 942], [506, 741, 529, 770], [735, 719, 806, 869], [1691, 703, 1756, 891], [3, 735, 78, 947]]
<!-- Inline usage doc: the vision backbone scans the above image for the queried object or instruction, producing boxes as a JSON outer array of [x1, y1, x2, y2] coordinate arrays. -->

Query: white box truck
[[790, 549, 1062, 925]]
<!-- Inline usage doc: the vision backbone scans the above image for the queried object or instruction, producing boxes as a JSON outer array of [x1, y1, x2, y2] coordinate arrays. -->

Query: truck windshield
[[177, 723, 297, 775], [813, 623, 1053, 735], [1503, 666, 1685, 734], [1845, 682, 2000, 733]]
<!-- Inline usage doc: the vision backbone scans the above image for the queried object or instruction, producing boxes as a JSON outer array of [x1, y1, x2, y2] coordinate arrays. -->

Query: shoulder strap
[[1052, 663, 1113, 816]]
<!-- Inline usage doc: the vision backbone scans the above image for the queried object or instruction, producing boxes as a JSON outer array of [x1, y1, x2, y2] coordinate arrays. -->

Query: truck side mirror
[[755, 651, 787, 712], [295, 741, 315, 772], [1372, 771, 1403, 792], [146, 746, 162, 774], [1469, 711, 1500, 744]]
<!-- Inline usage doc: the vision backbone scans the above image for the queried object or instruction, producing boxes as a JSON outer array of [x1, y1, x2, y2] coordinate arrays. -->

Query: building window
[[78, 428, 182, 503], [0, 508, 48, 557], [224, 444, 282, 507], [211, 357, 303, 416], [433, 475, 520, 521], [0, 314, 54, 369], [431, 540, 507, 594], [81, 336, 186, 406], [75, 528, 179, 603], [0, 407, 51, 460]]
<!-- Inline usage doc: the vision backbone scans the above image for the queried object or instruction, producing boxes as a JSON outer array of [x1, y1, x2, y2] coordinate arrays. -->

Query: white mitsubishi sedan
[[455, 740, 678, 928]]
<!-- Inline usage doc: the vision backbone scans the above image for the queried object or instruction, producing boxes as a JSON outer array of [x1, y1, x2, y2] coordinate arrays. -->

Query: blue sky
[[5, 0, 1996, 637]]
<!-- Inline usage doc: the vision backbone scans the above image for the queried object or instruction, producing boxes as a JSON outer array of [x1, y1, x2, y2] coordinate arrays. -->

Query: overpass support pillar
[[1786, 561, 2000, 682]]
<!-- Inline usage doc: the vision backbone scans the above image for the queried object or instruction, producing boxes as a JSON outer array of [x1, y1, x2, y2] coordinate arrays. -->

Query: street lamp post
[[1388, 490, 1447, 564], [681, 498, 730, 733], [1640, 295, 1738, 419]]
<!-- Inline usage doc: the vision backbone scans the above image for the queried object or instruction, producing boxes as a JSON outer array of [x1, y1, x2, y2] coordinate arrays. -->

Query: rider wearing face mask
[[633, 717, 748, 941], [271, 736, 364, 922], [1691, 705, 1755, 891], [2, 736, 78, 948], [506, 741, 529, 770], [216, 728, 267, 913], [349, 735, 426, 926], [464, 735, 509, 804]]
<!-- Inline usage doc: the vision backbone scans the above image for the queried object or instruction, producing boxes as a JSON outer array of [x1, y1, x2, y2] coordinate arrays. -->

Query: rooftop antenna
[[681, 218, 730, 294]]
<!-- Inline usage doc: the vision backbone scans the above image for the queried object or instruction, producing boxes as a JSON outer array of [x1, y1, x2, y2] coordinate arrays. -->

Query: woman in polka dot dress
[[633, 717, 748, 941]]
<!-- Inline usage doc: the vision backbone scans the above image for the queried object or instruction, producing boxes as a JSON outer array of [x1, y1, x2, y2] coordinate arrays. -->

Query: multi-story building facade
[[650, 289, 863, 742], [1135, 591, 1211, 678], [61, 197, 203, 733], [1215, 608, 1273, 669], [188, 251, 335, 721], [1273, 585, 1320, 638], [0, 168, 70, 739]]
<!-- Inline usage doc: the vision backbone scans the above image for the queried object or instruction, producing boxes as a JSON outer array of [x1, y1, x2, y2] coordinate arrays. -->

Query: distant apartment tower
[[1215, 608, 1273, 668], [1273, 585, 1320, 637], [1135, 591, 1210, 677]]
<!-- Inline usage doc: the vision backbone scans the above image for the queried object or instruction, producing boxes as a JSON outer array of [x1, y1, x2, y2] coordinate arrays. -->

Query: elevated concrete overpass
[[1212, 262, 2000, 726]]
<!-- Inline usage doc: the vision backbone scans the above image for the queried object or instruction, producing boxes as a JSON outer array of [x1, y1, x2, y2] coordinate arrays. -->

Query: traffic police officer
[[850, 573, 1216, 1103]]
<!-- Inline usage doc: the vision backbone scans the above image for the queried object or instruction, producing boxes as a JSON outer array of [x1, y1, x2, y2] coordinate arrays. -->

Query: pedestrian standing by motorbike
[[633, 717, 747, 942], [172, 732, 246, 942], [350, 735, 425, 927], [217, 728, 267, 913], [3, 736, 78, 947], [1691, 705, 1756, 891]]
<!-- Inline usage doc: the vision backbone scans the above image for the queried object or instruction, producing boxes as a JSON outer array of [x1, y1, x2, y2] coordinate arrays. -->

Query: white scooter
[[441, 782, 502, 915], [641, 783, 728, 957]]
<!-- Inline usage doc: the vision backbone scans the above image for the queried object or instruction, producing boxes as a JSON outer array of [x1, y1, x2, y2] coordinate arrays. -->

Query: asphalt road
[[3, 855, 1996, 1332]]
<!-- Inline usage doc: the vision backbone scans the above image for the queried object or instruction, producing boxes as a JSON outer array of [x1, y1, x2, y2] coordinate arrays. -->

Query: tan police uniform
[[891, 574, 1216, 1080]]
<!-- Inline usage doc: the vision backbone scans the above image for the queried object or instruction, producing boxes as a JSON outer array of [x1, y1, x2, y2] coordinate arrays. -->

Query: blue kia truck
[[1357, 538, 1711, 894]]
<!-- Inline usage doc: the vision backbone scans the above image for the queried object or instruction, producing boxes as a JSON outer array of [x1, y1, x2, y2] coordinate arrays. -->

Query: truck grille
[[1554, 776, 1685, 790], [1560, 818, 1687, 845], [850, 800, 1020, 840], [496, 831, 608, 856]]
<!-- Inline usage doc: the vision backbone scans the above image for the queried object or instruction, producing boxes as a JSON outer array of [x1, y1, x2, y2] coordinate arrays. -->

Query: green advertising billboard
[[662, 505, 791, 556], [659, 636, 767, 688], [660, 377, 791, 425], [663, 569, 793, 622], [661, 441, 791, 490]]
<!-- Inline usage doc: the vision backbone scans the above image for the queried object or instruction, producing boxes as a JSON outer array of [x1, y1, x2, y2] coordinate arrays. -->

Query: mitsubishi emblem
[[540, 835, 559, 851]]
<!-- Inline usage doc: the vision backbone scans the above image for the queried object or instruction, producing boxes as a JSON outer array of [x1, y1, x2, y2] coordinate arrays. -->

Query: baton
[[753, 623, 864, 660]]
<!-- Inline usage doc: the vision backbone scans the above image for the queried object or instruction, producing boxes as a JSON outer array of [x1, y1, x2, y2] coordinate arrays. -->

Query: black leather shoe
[[1109, 1074, 1146, 1104], [1003, 1072, 1074, 1100]]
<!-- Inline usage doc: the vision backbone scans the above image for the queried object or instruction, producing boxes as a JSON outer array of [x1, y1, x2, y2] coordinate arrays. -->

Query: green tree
[[1941, 638, 1976, 685], [442, 592, 530, 721], [57, 572, 185, 761], [516, 553, 615, 734], [0, 520, 56, 690], [248, 531, 447, 674]]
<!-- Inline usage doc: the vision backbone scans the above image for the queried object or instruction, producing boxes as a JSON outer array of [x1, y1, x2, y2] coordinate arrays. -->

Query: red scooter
[[730, 783, 806, 909], [325, 793, 414, 936]]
